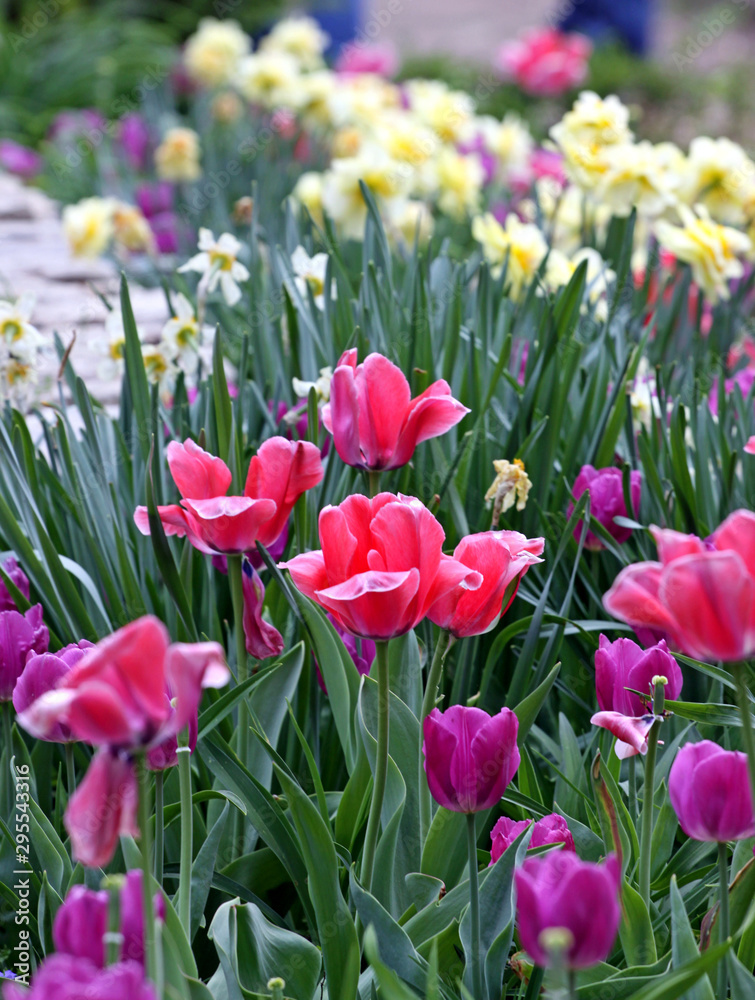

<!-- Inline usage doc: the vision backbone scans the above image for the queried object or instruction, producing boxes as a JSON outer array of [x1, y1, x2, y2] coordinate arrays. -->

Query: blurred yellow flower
[[472, 212, 548, 300], [62, 196, 114, 258], [155, 127, 201, 183], [184, 18, 250, 88]]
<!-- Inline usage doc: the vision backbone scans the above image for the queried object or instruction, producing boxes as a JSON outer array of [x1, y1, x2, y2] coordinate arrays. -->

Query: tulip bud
[[669, 741, 755, 842], [569, 465, 642, 550], [242, 559, 285, 660], [0, 604, 49, 702], [0, 557, 30, 613]]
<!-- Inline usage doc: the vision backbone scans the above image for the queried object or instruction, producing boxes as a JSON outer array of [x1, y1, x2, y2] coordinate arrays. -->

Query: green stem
[[65, 743, 76, 797], [419, 631, 453, 845], [568, 968, 578, 1000], [628, 756, 637, 823], [136, 756, 158, 986], [466, 813, 483, 1000], [104, 876, 122, 966], [732, 662, 755, 809], [359, 640, 390, 891], [154, 771, 164, 887], [718, 841, 730, 1000], [368, 470, 381, 498], [639, 680, 666, 907], [3, 703, 13, 816], [177, 743, 193, 937], [228, 554, 248, 857]]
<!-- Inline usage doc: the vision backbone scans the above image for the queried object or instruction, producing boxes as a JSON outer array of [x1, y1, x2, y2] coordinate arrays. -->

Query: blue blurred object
[[559, 0, 652, 55], [309, 0, 365, 52]]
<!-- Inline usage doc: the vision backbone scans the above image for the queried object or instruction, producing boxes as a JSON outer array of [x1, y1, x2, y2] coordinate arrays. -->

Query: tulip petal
[[603, 561, 679, 639], [712, 508, 755, 579], [315, 568, 420, 640], [166, 439, 232, 500], [391, 380, 470, 469], [163, 640, 228, 734], [590, 710, 656, 757], [241, 560, 285, 661], [244, 436, 323, 547], [181, 496, 277, 554], [650, 525, 706, 564], [357, 353, 412, 469], [324, 363, 362, 467], [65, 750, 139, 868]]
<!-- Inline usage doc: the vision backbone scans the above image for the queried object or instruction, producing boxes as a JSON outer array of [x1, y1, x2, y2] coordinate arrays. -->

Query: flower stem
[[717, 841, 730, 999], [177, 742, 193, 938], [466, 813, 483, 1000], [103, 876, 123, 966], [419, 631, 453, 846], [65, 743, 76, 797], [228, 553, 248, 857], [368, 470, 381, 499], [360, 639, 390, 891], [639, 678, 666, 907], [154, 771, 164, 888], [732, 662, 755, 809], [568, 969, 578, 1000], [136, 756, 158, 986]]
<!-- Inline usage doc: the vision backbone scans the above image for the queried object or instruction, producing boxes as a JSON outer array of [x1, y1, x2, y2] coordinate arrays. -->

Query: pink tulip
[[496, 28, 591, 97], [12, 641, 95, 742], [146, 711, 198, 771], [745, 436, 755, 455], [2, 955, 156, 1000], [0, 140, 42, 180], [17, 615, 228, 749], [490, 813, 575, 864], [594, 634, 682, 717], [422, 705, 520, 813], [64, 749, 139, 868], [242, 558, 285, 660], [669, 740, 755, 842], [321, 350, 469, 471], [515, 852, 621, 969], [0, 604, 48, 701], [427, 530, 544, 638], [0, 557, 30, 612], [604, 509, 755, 661], [590, 711, 659, 758], [568, 465, 642, 550], [335, 40, 399, 77], [134, 437, 323, 556], [281, 492, 482, 640]]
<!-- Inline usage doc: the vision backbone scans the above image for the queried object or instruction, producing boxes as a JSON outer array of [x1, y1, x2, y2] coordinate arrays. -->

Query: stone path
[[0, 175, 165, 414]]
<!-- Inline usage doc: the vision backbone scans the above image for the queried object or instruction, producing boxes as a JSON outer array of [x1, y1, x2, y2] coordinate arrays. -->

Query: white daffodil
[[0, 295, 43, 363], [290, 246, 335, 309], [161, 292, 205, 375], [142, 343, 178, 396], [178, 228, 250, 307], [97, 310, 143, 382], [292, 366, 333, 402]]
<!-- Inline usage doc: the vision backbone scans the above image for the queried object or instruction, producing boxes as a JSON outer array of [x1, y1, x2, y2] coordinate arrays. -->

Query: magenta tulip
[[595, 634, 682, 716], [321, 349, 469, 471], [427, 530, 544, 638], [422, 705, 520, 813], [568, 465, 642, 550], [2, 956, 156, 1000], [0, 604, 48, 701], [0, 140, 42, 179], [490, 813, 575, 864], [515, 852, 621, 969], [604, 509, 755, 661], [669, 741, 755, 842], [0, 557, 30, 612], [64, 749, 139, 868], [242, 558, 285, 660], [281, 492, 481, 640], [12, 641, 95, 742]]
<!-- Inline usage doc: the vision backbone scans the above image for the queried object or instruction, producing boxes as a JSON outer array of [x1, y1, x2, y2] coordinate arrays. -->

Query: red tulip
[[241, 558, 285, 660], [422, 705, 520, 813], [64, 749, 139, 868], [490, 813, 575, 864], [515, 853, 621, 969], [321, 350, 469, 471], [604, 510, 755, 661], [134, 437, 323, 555], [280, 492, 482, 640], [669, 740, 755, 842], [427, 530, 544, 638], [0, 604, 48, 701], [17, 615, 228, 749]]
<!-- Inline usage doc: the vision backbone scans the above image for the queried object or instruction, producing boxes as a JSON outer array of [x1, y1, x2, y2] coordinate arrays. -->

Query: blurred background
[[0, 0, 754, 148]]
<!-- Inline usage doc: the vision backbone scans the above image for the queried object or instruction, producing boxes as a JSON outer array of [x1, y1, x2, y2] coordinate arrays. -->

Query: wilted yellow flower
[[259, 16, 330, 70], [472, 212, 548, 300], [184, 18, 250, 88], [655, 204, 752, 303], [62, 196, 114, 258], [485, 458, 532, 525], [155, 127, 201, 183], [112, 202, 154, 253]]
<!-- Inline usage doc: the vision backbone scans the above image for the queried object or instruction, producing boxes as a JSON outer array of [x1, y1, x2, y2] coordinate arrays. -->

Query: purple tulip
[[242, 558, 285, 660], [595, 634, 682, 717], [119, 114, 150, 172], [568, 465, 642, 550], [12, 641, 95, 741], [120, 871, 166, 965], [2, 955, 156, 1000], [0, 140, 42, 179], [316, 613, 376, 693], [149, 212, 180, 254], [0, 604, 48, 701], [0, 558, 30, 613], [146, 710, 198, 771], [515, 852, 621, 969], [669, 740, 755, 842], [490, 813, 575, 864], [422, 705, 520, 813], [136, 182, 174, 218]]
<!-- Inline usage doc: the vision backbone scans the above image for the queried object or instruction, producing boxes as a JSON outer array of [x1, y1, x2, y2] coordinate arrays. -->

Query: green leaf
[[190, 801, 230, 942], [670, 876, 715, 1000], [619, 881, 657, 968]]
